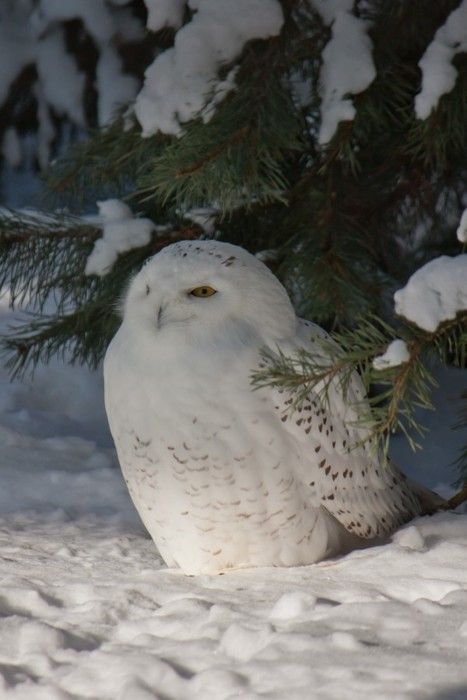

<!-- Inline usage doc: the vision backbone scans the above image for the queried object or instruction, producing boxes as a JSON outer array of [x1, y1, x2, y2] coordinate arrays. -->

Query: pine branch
[[2, 305, 119, 377], [45, 121, 169, 212], [0, 209, 201, 375], [252, 312, 467, 460], [136, 60, 304, 213], [0, 210, 99, 311]]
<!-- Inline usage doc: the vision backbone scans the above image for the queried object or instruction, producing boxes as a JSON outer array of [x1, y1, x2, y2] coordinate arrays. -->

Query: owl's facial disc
[[123, 240, 297, 342], [145, 279, 223, 332]]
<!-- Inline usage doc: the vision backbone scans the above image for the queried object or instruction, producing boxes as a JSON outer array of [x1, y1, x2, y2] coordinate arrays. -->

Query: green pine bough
[[0, 0, 466, 481], [252, 313, 467, 464]]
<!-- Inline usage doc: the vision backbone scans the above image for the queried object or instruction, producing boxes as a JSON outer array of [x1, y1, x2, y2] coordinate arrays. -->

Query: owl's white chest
[[104, 326, 340, 574]]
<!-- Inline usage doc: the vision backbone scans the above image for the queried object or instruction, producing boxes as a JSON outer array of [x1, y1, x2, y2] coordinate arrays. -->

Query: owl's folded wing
[[269, 319, 423, 539]]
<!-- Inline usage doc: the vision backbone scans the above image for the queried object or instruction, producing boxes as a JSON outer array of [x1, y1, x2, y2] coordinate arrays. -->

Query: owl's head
[[122, 240, 296, 345]]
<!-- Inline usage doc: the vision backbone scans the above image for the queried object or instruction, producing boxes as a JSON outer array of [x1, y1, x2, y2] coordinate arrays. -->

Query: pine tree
[[0, 0, 466, 480]]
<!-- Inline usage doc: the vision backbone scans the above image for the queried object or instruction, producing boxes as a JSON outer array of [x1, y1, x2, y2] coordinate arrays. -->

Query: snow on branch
[[394, 255, 467, 333], [310, 0, 376, 144], [457, 209, 467, 244], [415, 0, 467, 119], [144, 0, 186, 31], [85, 200, 155, 277], [0, 0, 143, 169], [373, 339, 410, 370], [36, 28, 87, 127], [0, 5, 35, 108], [96, 47, 140, 127], [135, 0, 284, 137], [31, 0, 115, 44]]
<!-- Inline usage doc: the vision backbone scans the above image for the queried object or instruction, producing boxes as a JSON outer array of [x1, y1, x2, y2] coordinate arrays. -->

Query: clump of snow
[[85, 199, 155, 277], [393, 525, 426, 551], [457, 208, 467, 244], [135, 0, 284, 136], [310, 0, 376, 144], [36, 29, 86, 126], [96, 47, 139, 127], [31, 0, 115, 45], [394, 255, 467, 332], [269, 591, 317, 620], [0, 2, 35, 107], [144, 0, 186, 31], [415, 0, 467, 119], [373, 339, 410, 370]]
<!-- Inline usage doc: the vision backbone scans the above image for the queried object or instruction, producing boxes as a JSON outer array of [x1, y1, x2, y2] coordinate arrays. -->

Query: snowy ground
[[0, 297, 467, 700]]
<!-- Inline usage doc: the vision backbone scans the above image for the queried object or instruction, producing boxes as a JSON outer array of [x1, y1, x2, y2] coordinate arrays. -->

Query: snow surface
[[135, 0, 284, 136], [373, 339, 410, 370], [415, 0, 467, 119], [394, 254, 467, 332], [0, 292, 467, 698], [85, 199, 155, 277], [310, 0, 376, 144]]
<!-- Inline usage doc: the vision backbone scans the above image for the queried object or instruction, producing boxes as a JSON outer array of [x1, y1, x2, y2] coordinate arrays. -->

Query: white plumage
[[104, 239, 424, 575]]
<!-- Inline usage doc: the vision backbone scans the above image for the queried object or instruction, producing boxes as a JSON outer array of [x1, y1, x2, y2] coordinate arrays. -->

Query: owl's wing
[[268, 319, 422, 539]]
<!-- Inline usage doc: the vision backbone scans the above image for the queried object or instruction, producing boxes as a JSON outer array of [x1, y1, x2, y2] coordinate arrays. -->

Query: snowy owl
[[104, 240, 428, 575]]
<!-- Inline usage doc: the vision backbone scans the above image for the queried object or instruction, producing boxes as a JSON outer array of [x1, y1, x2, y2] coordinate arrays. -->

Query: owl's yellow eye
[[190, 286, 217, 298]]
